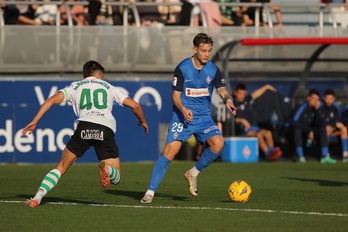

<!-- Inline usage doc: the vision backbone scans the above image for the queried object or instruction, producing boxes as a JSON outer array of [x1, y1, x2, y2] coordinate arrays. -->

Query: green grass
[[1, 161, 348, 232]]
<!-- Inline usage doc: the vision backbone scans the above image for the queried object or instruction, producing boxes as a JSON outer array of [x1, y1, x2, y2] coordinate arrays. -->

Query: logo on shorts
[[173, 132, 179, 139], [203, 126, 219, 134], [81, 129, 104, 140]]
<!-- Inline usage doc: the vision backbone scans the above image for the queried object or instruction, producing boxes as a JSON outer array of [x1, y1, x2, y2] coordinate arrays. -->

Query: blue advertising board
[[0, 80, 169, 163]]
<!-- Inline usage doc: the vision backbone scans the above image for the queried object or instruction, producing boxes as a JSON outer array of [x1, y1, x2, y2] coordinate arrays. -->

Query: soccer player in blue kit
[[141, 33, 237, 203]]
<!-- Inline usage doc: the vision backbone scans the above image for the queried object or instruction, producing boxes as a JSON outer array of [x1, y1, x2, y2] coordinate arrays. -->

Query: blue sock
[[266, 146, 274, 155], [195, 148, 220, 171], [342, 138, 348, 152], [321, 146, 329, 157], [296, 146, 304, 158], [147, 156, 171, 192]]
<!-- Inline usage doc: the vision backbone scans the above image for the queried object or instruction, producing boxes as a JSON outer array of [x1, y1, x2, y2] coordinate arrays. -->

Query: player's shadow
[[104, 189, 189, 202], [284, 177, 348, 187], [16, 195, 105, 206]]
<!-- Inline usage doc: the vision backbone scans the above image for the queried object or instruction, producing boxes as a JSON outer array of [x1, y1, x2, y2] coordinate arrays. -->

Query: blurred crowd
[[0, 0, 285, 26]]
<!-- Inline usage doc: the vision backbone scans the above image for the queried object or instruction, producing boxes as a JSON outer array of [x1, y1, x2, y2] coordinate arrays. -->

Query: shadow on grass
[[15, 195, 105, 206], [104, 189, 189, 202], [285, 177, 348, 186]]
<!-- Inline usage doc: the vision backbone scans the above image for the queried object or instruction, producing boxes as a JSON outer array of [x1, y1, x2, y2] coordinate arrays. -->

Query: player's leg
[[258, 129, 282, 162], [293, 127, 306, 163], [141, 141, 182, 203], [336, 122, 348, 161], [95, 127, 121, 188], [25, 148, 78, 207], [317, 125, 336, 163], [99, 158, 121, 187], [184, 134, 224, 196]]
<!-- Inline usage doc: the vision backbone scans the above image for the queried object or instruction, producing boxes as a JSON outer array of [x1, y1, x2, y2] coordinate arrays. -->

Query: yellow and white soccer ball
[[228, 180, 252, 203]]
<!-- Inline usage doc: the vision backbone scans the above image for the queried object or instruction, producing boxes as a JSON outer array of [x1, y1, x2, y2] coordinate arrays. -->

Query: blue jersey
[[172, 57, 226, 117]]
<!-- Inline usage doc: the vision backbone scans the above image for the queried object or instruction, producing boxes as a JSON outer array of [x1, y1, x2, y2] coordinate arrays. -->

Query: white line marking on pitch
[[1, 200, 347, 217]]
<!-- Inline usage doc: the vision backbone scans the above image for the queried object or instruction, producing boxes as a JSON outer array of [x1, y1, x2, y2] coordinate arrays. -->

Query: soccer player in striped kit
[[22, 60, 148, 207], [141, 33, 237, 203]]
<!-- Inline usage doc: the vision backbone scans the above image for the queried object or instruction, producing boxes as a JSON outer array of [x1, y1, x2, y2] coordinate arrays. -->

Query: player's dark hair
[[83, 60, 105, 78], [193, 33, 214, 47], [308, 88, 320, 97], [324, 88, 335, 97], [234, 83, 247, 91]]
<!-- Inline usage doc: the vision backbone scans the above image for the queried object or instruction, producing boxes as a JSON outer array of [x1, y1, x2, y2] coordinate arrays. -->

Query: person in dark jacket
[[321, 89, 348, 162], [292, 89, 336, 163], [233, 83, 282, 162]]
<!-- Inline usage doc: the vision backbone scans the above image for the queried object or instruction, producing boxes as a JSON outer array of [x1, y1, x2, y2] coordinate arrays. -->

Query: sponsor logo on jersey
[[185, 88, 209, 97], [81, 129, 104, 140], [206, 76, 211, 84], [173, 76, 177, 86], [203, 126, 219, 134]]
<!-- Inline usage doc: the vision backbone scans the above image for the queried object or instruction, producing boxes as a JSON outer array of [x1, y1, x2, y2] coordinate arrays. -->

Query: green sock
[[107, 166, 120, 185], [34, 169, 61, 203]]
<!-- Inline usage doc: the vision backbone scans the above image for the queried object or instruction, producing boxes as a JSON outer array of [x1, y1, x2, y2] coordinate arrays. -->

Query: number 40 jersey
[[59, 76, 128, 132]]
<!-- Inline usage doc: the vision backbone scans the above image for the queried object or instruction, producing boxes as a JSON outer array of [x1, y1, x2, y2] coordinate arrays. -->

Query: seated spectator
[[214, 0, 246, 26], [0, 4, 21, 25], [60, 0, 89, 26], [232, 83, 282, 162], [157, 0, 182, 25], [291, 89, 336, 163], [241, 0, 282, 27], [95, 0, 136, 26], [321, 89, 348, 162], [34, 0, 58, 25], [186, 0, 234, 26], [137, 0, 167, 26], [14, 0, 41, 25]]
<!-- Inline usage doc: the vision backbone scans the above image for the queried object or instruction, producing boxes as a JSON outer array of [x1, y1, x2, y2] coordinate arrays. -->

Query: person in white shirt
[[22, 60, 149, 207]]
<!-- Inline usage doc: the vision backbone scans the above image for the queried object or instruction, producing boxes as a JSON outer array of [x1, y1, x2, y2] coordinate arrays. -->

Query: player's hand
[[138, 121, 149, 134], [21, 122, 37, 136], [182, 108, 193, 122], [226, 101, 237, 116]]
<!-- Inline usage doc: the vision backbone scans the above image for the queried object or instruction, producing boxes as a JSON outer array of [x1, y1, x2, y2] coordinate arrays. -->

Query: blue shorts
[[166, 112, 222, 145], [242, 126, 261, 135]]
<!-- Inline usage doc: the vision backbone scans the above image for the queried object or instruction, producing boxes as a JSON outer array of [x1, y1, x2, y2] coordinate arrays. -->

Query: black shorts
[[66, 121, 119, 160]]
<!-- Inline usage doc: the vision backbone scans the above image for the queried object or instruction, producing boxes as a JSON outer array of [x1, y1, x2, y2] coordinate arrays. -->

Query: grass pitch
[[0, 161, 347, 232]]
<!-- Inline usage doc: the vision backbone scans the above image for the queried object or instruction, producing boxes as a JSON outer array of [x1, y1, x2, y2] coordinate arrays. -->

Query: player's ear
[[193, 46, 197, 54]]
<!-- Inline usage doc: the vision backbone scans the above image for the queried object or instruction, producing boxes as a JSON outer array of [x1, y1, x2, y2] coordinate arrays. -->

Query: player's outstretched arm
[[122, 97, 149, 134], [217, 86, 237, 115], [21, 92, 65, 136]]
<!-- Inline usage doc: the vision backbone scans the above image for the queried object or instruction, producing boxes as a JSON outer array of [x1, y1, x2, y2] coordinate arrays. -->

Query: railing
[[1, 1, 348, 28]]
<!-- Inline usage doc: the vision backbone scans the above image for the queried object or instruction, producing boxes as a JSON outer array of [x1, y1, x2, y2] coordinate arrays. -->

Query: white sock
[[189, 166, 200, 177], [343, 151, 348, 158], [145, 190, 155, 197]]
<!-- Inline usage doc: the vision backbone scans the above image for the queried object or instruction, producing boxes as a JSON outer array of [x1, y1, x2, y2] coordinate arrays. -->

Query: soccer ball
[[228, 180, 252, 203]]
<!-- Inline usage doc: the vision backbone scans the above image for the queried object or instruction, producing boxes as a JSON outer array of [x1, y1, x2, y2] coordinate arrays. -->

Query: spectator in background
[[13, 0, 41, 25], [60, 0, 89, 25], [321, 89, 348, 162], [0, 4, 21, 25], [137, 0, 167, 26], [232, 83, 282, 162], [241, 0, 282, 27], [157, 0, 182, 25], [291, 89, 336, 163], [341, 104, 348, 162], [186, 0, 234, 26], [214, 0, 246, 26], [35, 0, 58, 25]]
